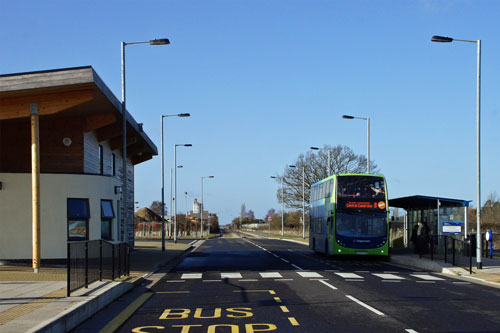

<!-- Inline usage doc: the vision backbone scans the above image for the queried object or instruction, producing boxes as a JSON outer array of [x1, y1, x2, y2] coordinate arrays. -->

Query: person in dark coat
[[412, 221, 429, 254]]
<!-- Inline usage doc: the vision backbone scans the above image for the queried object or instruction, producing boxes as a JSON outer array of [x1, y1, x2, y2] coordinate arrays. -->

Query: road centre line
[[345, 295, 385, 316], [275, 279, 294, 281], [416, 281, 435, 284], [234, 290, 276, 295], [274, 297, 282, 303], [167, 280, 185, 283], [318, 279, 338, 290], [346, 279, 364, 282], [203, 280, 222, 282], [280, 306, 290, 313], [288, 317, 300, 326], [281, 258, 290, 263], [405, 329, 419, 333], [239, 279, 258, 282]]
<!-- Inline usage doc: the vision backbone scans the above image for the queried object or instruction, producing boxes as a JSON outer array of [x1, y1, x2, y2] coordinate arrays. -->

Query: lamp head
[[342, 115, 355, 119], [310, 147, 319, 150], [178, 113, 190, 117], [149, 38, 170, 45], [184, 144, 193, 147], [289, 165, 296, 168], [431, 35, 453, 43]]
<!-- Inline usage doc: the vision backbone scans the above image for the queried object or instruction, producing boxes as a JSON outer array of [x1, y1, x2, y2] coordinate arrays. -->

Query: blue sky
[[2, 0, 499, 224]]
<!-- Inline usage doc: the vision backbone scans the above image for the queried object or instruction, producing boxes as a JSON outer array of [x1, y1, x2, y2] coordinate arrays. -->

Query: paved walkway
[[0, 240, 192, 332]]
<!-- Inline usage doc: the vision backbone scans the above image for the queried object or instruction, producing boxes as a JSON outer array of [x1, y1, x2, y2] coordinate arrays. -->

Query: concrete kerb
[[30, 244, 196, 333]]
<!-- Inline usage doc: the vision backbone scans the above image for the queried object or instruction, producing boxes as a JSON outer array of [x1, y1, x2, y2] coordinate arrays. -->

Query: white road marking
[[346, 279, 365, 282], [281, 258, 290, 263], [319, 279, 338, 290], [167, 280, 185, 283], [411, 274, 444, 281], [239, 279, 258, 282], [275, 279, 294, 281], [372, 273, 405, 280], [221, 272, 243, 279], [297, 271, 323, 278], [416, 281, 435, 284], [260, 272, 283, 278], [291, 264, 303, 270], [335, 272, 363, 279], [405, 329, 418, 333], [181, 273, 202, 279], [382, 280, 400, 283], [203, 280, 222, 282], [346, 295, 385, 316]]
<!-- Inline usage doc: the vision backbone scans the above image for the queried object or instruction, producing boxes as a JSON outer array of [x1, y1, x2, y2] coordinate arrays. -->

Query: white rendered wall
[[0, 173, 121, 260]]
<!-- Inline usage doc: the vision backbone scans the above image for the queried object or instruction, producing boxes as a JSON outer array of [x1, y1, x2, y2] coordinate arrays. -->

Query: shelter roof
[[389, 195, 470, 210]]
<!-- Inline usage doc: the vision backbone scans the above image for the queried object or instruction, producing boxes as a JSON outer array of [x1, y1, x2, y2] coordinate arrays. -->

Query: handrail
[[67, 240, 130, 296], [420, 235, 472, 274]]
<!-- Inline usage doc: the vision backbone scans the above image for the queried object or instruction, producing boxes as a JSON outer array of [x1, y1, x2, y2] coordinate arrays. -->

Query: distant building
[[0, 66, 157, 261]]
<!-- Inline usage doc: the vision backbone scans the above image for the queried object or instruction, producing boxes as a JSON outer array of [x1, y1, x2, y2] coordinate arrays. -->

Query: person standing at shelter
[[411, 221, 429, 254]]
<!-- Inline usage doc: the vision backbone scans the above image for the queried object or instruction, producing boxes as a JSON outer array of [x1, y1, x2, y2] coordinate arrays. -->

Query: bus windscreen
[[337, 176, 385, 199]]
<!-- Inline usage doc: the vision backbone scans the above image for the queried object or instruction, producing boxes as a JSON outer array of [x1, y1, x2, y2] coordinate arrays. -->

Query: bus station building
[[0, 66, 157, 261]]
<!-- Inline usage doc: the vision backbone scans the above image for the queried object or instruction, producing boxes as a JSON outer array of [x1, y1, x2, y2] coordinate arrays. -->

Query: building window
[[112, 153, 116, 176], [101, 200, 115, 240], [99, 145, 104, 175], [68, 198, 90, 241]]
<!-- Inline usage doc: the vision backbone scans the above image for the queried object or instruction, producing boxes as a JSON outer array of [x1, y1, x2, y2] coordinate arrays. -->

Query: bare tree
[[275, 145, 379, 209], [150, 200, 167, 217]]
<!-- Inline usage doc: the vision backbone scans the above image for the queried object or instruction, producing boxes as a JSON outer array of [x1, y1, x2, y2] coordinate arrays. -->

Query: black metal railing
[[420, 235, 472, 274], [67, 240, 130, 296]]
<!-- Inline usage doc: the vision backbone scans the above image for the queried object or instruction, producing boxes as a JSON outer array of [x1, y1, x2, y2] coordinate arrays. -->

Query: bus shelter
[[389, 195, 470, 249]]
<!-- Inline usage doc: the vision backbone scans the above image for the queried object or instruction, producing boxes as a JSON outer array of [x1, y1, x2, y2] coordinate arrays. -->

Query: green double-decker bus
[[309, 174, 389, 256]]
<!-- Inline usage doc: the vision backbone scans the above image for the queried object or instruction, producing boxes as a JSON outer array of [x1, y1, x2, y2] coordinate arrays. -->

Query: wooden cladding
[[0, 117, 84, 173]]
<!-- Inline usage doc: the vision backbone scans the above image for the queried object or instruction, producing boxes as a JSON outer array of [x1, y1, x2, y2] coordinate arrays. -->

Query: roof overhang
[[389, 195, 470, 210], [0, 66, 157, 164]]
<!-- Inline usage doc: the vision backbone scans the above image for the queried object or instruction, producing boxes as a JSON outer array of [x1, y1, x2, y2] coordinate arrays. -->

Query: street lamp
[[289, 165, 306, 239], [201, 176, 215, 237], [431, 35, 482, 269], [169, 165, 183, 238], [310, 147, 331, 176], [342, 115, 370, 174], [121, 38, 170, 244], [174, 144, 192, 243], [161, 113, 190, 251], [185, 192, 188, 218], [271, 176, 284, 237]]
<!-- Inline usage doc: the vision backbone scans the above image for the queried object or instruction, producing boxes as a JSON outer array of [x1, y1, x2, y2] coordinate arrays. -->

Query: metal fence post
[[444, 237, 447, 264], [99, 240, 103, 281], [85, 241, 89, 288], [430, 235, 434, 261], [469, 241, 473, 274], [118, 243, 122, 276], [452, 238, 456, 265], [67, 243, 71, 297], [111, 244, 115, 281]]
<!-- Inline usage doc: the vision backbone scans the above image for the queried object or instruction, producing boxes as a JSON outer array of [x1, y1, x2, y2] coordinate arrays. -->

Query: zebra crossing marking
[[181, 273, 202, 279], [335, 272, 363, 279], [372, 273, 405, 280], [297, 271, 323, 278], [410, 274, 444, 281], [260, 272, 282, 278], [221, 272, 243, 279]]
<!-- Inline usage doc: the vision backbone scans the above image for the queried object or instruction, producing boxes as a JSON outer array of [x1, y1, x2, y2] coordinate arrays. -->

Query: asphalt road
[[75, 231, 500, 332]]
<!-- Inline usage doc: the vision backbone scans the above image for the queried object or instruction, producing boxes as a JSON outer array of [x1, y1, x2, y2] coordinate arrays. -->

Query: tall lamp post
[[161, 113, 190, 251], [289, 165, 306, 239], [271, 176, 284, 237], [310, 147, 331, 176], [431, 35, 482, 269], [174, 144, 192, 243], [342, 115, 370, 174], [121, 38, 169, 244], [185, 192, 188, 218], [201, 176, 215, 237]]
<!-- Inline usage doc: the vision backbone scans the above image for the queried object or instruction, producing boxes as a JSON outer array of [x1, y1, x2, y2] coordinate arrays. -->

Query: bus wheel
[[312, 238, 317, 253]]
